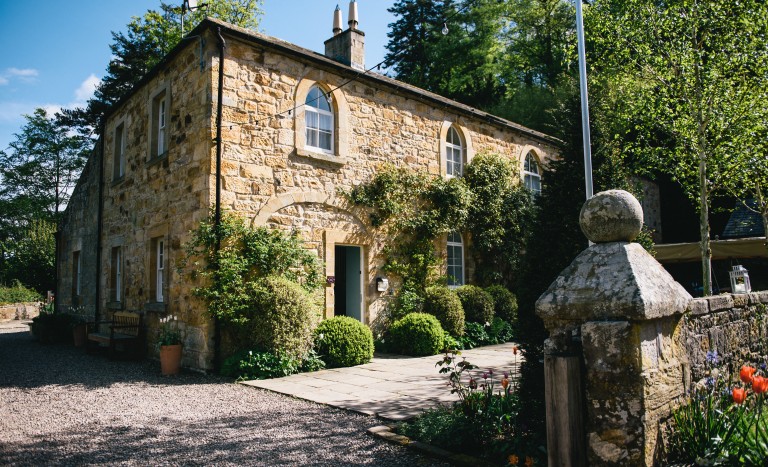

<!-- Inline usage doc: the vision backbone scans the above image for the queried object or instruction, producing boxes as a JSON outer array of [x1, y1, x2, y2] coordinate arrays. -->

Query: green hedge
[[423, 286, 465, 337], [314, 316, 374, 368], [455, 285, 494, 324], [390, 312, 445, 356], [0, 281, 42, 305]]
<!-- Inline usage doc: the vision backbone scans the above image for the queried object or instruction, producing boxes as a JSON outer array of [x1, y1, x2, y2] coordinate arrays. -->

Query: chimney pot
[[348, 0, 359, 29], [333, 5, 343, 35]]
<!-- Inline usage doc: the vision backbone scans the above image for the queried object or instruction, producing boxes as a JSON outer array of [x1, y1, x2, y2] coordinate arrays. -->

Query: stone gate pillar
[[536, 190, 692, 466]]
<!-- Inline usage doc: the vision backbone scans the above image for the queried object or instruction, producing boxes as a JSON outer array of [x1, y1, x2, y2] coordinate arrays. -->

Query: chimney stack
[[324, 1, 365, 70]]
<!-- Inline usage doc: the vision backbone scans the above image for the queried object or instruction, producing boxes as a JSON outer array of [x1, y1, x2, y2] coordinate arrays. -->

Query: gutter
[[95, 130, 105, 322], [213, 26, 226, 370]]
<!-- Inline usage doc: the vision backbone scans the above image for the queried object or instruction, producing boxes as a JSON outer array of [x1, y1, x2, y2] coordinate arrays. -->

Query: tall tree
[[589, 0, 768, 295], [0, 109, 89, 290], [60, 0, 264, 134]]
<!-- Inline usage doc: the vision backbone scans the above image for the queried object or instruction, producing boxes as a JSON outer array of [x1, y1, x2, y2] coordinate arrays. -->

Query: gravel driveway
[[0, 321, 446, 466]]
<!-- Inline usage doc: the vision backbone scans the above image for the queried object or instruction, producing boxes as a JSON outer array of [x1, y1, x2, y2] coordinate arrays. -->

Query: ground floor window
[[447, 231, 464, 287]]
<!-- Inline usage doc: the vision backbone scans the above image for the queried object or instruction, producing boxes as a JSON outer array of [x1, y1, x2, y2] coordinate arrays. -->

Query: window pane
[[319, 130, 332, 150], [319, 113, 332, 131]]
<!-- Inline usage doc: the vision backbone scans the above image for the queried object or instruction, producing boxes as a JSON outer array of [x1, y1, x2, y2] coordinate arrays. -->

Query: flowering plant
[[667, 351, 768, 464], [157, 315, 182, 347]]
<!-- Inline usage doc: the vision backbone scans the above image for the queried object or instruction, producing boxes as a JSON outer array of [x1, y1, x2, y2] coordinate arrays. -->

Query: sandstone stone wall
[[0, 302, 40, 321], [681, 292, 768, 385], [57, 142, 102, 320], [60, 20, 560, 371]]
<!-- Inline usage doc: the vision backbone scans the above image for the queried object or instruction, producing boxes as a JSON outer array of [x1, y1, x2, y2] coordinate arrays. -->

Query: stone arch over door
[[252, 191, 377, 322]]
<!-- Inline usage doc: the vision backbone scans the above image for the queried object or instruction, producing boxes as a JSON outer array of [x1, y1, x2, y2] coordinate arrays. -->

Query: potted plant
[[157, 316, 183, 375], [70, 306, 88, 347]]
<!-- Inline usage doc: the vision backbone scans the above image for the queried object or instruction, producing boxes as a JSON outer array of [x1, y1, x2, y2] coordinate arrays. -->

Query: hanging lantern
[[729, 265, 751, 294]]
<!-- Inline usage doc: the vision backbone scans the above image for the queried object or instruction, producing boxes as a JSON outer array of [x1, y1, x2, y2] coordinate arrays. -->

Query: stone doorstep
[[367, 425, 494, 467]]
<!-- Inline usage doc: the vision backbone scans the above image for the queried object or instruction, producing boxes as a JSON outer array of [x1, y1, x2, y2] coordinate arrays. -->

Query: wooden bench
[[86, 311, 145, 360]]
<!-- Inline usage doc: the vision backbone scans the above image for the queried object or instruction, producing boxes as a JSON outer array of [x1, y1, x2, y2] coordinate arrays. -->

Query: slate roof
[[722, 199, 765, 239]]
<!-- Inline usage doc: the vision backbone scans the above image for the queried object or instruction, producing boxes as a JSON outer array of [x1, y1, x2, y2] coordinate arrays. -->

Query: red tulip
[[752, 376, 768, 394], [740, 365, 757, 384], [733, 387, 747, 404]]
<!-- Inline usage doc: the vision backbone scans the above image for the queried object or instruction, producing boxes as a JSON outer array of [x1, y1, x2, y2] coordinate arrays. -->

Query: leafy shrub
[[0, 280, 42, 304], [460, 322, 491, 349], [455, 285, 494, 324], [314, 316, 374, 368], [423, 286, 464, 337], [30, 313, 74, 344], [240, 276, 320, 358], [391, 286, 424, 319], [390, 312, 445, 356], [485, 285, 518, 324]]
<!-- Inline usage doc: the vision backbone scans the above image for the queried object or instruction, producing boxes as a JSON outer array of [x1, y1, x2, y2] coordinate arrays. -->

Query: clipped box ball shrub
[[423, 286, 465, 337], [456, 285, 494, 324], [485, 285, 518, 324], [314, 316, 374, 368], [244, 276, 320, 358], [390, 312, 445, 356]]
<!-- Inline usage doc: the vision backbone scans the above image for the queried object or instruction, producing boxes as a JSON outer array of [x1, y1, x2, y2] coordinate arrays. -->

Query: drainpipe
[[213, 27, 226, 370], [95, 129, 106, 322]]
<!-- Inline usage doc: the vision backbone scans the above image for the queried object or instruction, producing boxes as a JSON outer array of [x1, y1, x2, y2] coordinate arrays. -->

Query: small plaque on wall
[[326, 276, 336, 285]]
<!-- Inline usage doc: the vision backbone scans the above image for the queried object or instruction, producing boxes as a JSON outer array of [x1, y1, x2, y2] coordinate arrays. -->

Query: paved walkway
[[242, 343, 522, 420]]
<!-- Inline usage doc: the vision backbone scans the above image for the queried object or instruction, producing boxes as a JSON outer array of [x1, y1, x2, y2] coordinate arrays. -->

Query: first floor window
[[523, 152, 541, 196], [446, 126, 464, 177], [305, 85, 334, 153], [150, 89, 168, 159], [447, 231, 464, 287]]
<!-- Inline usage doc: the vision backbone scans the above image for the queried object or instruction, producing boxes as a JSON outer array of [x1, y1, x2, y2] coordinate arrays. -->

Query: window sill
[[295, 148, 346, 166], [144, 302, 167, 313], [147, 152, 169, 168], [111, 176, 125, 187], [107, 301, 124, 310]]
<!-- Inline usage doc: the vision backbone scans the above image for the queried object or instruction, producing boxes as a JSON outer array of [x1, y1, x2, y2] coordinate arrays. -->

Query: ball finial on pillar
[[579, 189, 643, 243]]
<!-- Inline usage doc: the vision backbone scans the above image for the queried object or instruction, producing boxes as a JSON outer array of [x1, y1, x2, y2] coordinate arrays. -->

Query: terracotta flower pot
[[160, 344, 182, 375]]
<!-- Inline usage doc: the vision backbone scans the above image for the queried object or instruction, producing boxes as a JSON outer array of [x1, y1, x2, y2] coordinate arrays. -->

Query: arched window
[[445, 126, 464, 177], [447, 230, 464, 287], [305, 85, 334, 153], [523, 152, 541, 195]]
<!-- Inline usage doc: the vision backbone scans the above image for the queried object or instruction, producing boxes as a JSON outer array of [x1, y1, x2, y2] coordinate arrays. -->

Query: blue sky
[[0, 0, 395, 151]]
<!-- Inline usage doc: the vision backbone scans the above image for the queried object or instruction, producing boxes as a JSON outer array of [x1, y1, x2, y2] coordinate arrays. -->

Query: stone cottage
[[57, 3, 559, 371]]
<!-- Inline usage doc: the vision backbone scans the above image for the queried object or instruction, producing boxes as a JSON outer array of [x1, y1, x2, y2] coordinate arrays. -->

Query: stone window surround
[[520, 145, 543, 194], [147, 81, 171, 162], [111, 117, 128, 182], [439, 121, 474, 178], [293, 77, 349, 165], [145, 224, 169, 313]]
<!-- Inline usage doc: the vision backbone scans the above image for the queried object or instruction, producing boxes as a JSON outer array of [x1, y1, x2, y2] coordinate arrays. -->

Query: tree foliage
[[60, 0, 264, 134], [0, 109, 89, 292], [588, 0, 768, 293]]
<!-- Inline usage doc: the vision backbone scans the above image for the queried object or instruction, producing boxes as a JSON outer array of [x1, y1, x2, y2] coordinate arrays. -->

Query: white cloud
[[7, 68, 39, 78], [0, 76, 8, 86], [74, 74, 100, 104]]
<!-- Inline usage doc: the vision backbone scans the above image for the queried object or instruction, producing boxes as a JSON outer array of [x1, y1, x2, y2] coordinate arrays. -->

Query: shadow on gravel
[[0, 409, 414, 466], [0, 327, 222, 390]]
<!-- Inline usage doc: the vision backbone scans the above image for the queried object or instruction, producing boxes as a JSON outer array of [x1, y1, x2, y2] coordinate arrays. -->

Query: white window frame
[[445, 126, 464, 177], [304, 85, 334, 154], [157, 97, 167, 156], [156, 239, 164, 302], [524, 152, 541, 196], [148, 84, 169, 160], [446, 231, 464, 288]]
